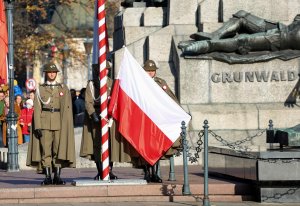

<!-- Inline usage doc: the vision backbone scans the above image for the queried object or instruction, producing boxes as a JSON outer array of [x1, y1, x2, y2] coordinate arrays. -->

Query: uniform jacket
[[26, 83, 76, 168], [80, 78, 137, 163]]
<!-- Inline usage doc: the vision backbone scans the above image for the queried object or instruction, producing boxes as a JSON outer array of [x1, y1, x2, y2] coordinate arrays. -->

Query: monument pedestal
[[208, 146, 300, 203], [172, 36, 300, 146]]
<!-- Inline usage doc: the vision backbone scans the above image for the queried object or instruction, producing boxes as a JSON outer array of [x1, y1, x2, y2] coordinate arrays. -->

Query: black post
[[6, 0, 19, 172], [203, 120, 210, 206], [267, 120, 274, 149], [218, 0, 224, 22]]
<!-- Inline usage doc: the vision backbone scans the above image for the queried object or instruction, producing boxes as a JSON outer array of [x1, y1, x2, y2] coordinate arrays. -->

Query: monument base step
[[0, 166, 254, 204], [208, 146, 300, 203], [0, 194, 254, 204]]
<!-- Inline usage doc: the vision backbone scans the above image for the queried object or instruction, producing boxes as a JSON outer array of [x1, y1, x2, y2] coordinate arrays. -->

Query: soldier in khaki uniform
[[26, 63, 76, 185], [142, 60, 180, 183], [80, 63, 135, 180]]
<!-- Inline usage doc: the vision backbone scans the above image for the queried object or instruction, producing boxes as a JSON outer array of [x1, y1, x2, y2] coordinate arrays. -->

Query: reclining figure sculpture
[[179, 10, 300, 56]]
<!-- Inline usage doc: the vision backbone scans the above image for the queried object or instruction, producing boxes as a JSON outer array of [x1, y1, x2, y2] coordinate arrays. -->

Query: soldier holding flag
[[80, 0, 135, 180], [142, 60, 181, 183], [80, 62, 133, 180]]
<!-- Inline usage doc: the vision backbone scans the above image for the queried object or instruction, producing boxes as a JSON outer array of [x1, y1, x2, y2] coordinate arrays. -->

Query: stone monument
[[113, 0, 300, 202], [113, 0, 300, 157]]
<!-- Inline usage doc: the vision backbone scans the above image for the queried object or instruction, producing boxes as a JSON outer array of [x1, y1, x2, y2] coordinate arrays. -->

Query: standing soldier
[[26, 62, 76, 185], [80, 63, 134, 180], [143, 60, 180, 183]]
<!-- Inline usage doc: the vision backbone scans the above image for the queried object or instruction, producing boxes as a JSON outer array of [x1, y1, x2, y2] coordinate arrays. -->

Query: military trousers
[[40, 130, 62, 168], [92, 122, 102, 163]]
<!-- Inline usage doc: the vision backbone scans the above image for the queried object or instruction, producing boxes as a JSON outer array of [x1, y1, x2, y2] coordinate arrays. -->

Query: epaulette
[[154, 76, 165, 83]]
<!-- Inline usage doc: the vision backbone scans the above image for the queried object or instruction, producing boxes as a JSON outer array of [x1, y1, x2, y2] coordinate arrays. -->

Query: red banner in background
[[0, 0, 8, 84]]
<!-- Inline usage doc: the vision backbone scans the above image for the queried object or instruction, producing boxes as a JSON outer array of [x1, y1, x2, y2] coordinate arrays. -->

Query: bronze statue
[[179, 10, 300, 63], [285, 75, 300, 107]]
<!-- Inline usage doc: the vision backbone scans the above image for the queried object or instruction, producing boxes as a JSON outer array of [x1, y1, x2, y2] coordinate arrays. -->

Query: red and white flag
[[108, 48, 191, 165], [0, 0, 8, 83]]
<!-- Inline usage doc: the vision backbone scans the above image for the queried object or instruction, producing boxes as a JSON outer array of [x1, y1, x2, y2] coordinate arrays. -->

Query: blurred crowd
[[0, 77, 35, 147], [0, 76, 89, 148]]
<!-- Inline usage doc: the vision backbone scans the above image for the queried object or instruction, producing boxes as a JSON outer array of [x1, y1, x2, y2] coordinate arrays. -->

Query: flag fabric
[[0, 0, 8, 83], [108, 48, 191, 165]]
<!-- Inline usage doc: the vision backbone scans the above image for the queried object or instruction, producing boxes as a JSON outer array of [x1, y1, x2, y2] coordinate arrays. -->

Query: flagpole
[[98, 0, 109, 181], [5, 0, 19, 172]]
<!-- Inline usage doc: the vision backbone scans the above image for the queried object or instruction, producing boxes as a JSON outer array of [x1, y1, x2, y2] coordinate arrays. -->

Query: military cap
[[43, 63, 60, 72], [143, 60, 158, 71]]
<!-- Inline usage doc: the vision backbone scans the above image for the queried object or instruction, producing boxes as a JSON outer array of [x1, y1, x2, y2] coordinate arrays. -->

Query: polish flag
[[108, 48, 191, 165]]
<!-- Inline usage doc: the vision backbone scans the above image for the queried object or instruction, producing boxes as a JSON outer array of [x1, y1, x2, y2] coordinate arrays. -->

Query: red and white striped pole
[[98, 0, 109, 181]]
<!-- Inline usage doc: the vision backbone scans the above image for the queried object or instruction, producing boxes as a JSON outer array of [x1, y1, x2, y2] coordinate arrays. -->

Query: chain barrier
[[178, 129, 265, 163], [177, 121, 300, 201], [209, 130, 300, 164], [209, 130, 265, 151], [178, 127, 300, 164], [261, 187, 300, 202], [175, 131, 203, 163]]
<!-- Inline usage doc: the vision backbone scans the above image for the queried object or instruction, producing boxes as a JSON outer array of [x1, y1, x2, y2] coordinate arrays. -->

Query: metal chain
[[189, 130, 204, 162], [175, 131, 204, 163], [178, 127, 300, 165], [175, 139, 183, 157], [261, 188, 300, 202], [210, 130, 300, 164], [209, 130, 265, 151], [177, 129, 265, 163], [210, 129, 267, 161]]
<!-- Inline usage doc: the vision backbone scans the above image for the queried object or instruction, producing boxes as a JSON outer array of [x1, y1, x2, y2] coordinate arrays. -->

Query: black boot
[[53, 167, 66, 185], [109, 162, 118, 180], [41, 167, 52, 185], [94, 162, 102, 180], [143, 164, 151, 183], [150, 164, 162, 183]]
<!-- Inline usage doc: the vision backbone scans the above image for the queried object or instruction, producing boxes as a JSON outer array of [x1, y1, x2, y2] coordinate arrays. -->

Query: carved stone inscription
[[211, 70, 298, 83]]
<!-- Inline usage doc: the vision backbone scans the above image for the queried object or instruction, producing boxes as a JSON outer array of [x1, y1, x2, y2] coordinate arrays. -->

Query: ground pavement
[[0, 165, 294, 205]]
